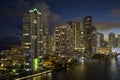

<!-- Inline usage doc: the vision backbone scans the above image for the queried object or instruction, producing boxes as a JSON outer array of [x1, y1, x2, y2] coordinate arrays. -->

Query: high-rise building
[[115, 37, 118, 48], [43, 34, 53, 59], [54, 25, 73, 58], [118, 34, 120, 48], [102, 40, 109, 47], [22, 8, 43, 71], [83, 16, 96, 55], [108, 32, 115, 48], [96, 32, 104, 48], [67, 21, 82, 50]]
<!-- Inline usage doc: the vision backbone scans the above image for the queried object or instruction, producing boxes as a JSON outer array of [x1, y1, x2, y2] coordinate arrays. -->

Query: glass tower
[[23, 8, 43, 71]]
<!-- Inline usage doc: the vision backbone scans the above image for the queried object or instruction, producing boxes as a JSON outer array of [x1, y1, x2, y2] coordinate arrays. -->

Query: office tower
[[45, 35, 53, 56], [83, 16, 96, 55], [102, 40, 109, 47], [67, 21, 82, 50], [115, 37, 118, 48], [96, 32, 104, 48], [54, 25, 73, 58], [43, 34, 53, 59], [118, 34, 120, 48], [23, 8, 43, 71], [108, 32, 115, 48]]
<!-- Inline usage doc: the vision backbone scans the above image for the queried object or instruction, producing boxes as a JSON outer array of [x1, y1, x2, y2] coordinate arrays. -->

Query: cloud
[[0, 0, 61, 32], [31, 2, 61, 27], [0, 0, 61, 49], [100, 7, 120, 31], [108, 7, 120, 17], [0, 0, 60, 24], [94, 21, 120, 31]]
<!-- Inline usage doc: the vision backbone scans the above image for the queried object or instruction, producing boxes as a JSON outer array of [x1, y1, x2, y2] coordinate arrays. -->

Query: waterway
[[27, 57, 120, 80]]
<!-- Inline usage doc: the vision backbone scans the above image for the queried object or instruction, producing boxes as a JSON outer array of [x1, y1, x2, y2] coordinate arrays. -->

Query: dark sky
[[0, 0, 120, 50]]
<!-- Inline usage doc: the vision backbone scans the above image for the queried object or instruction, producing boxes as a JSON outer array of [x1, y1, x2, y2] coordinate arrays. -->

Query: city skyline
[[1, 1, 120, 80], [0, 0, 120, 50]]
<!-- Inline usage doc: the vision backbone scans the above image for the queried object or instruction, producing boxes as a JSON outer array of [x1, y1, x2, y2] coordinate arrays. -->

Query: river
[[27, 57, 120, 80]]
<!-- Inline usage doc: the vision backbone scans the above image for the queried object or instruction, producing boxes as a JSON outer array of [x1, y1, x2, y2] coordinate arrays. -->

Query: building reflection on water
[[28, 58, 120, 80]]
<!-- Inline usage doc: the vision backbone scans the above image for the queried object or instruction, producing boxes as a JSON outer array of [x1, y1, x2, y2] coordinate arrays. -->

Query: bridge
[[15, 70, 52, 80]]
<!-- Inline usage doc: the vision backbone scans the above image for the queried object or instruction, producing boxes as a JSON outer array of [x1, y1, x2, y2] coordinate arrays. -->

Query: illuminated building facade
[[43, 34, 53, 59], [108, 32, 115, 48], [118, 34, 120, 48], [96, 47, 111, 55], [115, 37, 118, 48], [83, 16, 96, 55], [96, 32, 104, 48], [67, 21, 81, 50], [54, 25, 73, 58], [23, 8, 43, 71], [0, 46, 23, 74]]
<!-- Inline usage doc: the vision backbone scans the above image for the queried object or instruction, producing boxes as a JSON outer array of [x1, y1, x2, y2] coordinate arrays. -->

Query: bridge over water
[[15, 70, 52, 80]]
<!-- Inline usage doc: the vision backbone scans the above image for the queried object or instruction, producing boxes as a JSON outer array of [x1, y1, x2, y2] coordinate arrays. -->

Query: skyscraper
[[115, 37, 118, 48], [54, 25, 73, 58], [67, 21, 82, 50], [83, 16, 96, 55], [118, 34, 120, 48], [23, 8, 43, 71], [108, 32, 115, 48], [96, 32, 104, 48], [43, 34, 53, 59]]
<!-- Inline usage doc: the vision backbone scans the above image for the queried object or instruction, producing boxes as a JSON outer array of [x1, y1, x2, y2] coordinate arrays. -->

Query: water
[[28, 58, 120, 80]]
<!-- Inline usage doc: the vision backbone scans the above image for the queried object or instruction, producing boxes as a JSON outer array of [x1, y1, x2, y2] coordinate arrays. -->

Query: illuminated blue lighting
[[24, 53, 30, 56], [29, 59, 32, 62], [117, 55, 120, 58]]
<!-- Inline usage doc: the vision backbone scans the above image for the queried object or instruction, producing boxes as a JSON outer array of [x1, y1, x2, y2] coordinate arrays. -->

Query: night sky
[[0, 0, 120, 50]]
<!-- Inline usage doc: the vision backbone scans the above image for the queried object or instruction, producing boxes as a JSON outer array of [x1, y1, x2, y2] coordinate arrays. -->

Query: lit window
[[34, 20, 37, 24], [23, 33, 29, 36], [87, 18, 91, 20], [61, 32, 65, 34], [26, 69, 30, 71], [26, 46, 29, 48], [81, 32, 83, 34], [26, 63, 29, 65], [39, 29, 42, 31], [25, 43, 29, 45], [32, 35, 37, 39], [38, 41, 43, 43]]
